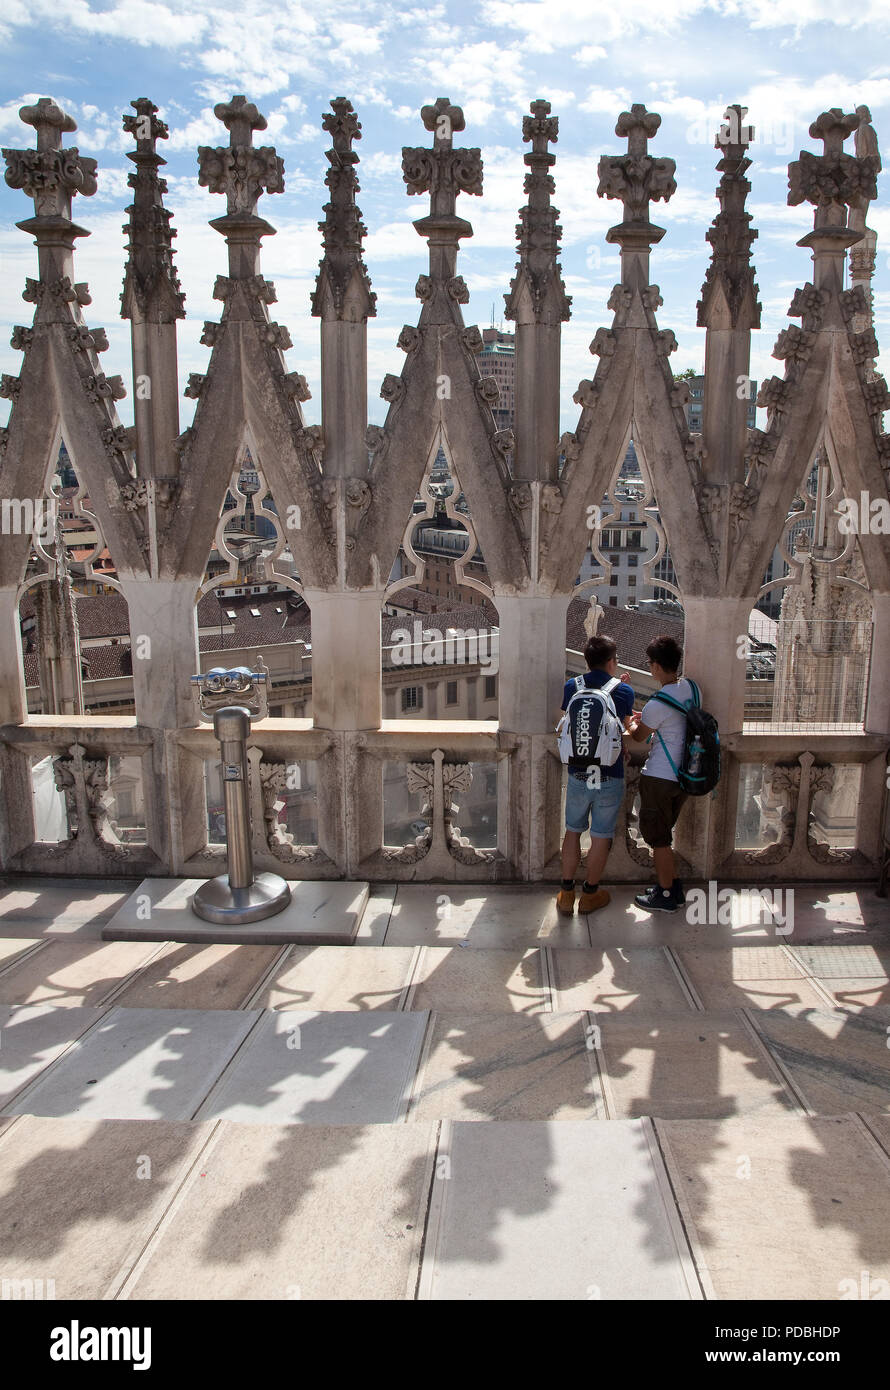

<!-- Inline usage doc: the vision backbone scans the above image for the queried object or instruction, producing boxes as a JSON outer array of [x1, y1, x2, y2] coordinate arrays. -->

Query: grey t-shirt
[[640, 678, 694, 782]]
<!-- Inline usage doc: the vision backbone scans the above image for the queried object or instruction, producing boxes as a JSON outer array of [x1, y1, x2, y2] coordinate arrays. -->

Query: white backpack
[[556, 676, 624, 770]]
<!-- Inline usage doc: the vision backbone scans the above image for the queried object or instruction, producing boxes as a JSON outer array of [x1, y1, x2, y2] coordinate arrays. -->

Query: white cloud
[[575, 45, 607, 64], [579, 86, 632, 116]]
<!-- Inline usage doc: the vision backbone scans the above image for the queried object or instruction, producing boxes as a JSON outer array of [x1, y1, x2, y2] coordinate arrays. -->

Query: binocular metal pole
[[191, 700, 291, 926]]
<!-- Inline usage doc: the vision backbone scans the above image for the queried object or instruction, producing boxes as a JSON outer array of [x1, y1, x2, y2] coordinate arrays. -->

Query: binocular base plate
[[190, 872, 292, 925]]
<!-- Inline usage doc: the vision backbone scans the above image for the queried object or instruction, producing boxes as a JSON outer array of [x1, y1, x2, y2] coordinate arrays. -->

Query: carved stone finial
[[697, 105, 761, 329], [788, 108, 878, 235], [121, 98, 185, 322], [311, 97, 376, 322], [505, 98, 571, 324], [3, 96, 97, 222], [402, 97, 482, 278], [198, 94, 284, 217], [597, 103, 676, 251]]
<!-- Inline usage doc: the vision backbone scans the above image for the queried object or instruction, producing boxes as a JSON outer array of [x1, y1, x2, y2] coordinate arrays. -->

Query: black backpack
[[652, 678, 721, 796]]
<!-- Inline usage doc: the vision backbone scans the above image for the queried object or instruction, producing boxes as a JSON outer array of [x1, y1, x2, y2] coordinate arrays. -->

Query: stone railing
[[1, 715, 886, 886]]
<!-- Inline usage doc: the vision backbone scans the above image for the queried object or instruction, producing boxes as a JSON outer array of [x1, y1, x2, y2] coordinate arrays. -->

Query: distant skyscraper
[[479, 327, 515, 431]]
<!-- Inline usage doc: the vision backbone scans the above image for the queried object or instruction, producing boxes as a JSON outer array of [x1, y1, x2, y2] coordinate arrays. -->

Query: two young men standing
[[557, 632, 693, 916]]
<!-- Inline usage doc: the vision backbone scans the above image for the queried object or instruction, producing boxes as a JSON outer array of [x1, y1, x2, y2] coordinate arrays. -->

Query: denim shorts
[[564, 772, 625, 838]]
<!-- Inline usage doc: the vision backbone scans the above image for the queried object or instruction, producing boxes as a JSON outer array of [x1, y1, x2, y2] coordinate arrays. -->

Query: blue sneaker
[[635, 885, 681, 914]]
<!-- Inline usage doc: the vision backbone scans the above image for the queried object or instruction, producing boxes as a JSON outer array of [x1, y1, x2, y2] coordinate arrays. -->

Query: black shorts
[[638, 774, 688, 849]]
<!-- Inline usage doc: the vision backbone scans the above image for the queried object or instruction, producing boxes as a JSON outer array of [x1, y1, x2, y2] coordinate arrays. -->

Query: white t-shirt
[[640, 678, 695, 783]]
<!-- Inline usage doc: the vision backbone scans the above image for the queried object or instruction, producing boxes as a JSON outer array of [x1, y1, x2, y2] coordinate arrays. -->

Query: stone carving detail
[[590, 328, 616, 359], [741, 763, 800, 865], [788, 282, 829, 331], [489, 431, 514, 462], [282, 372, 311, 401], [446, 276, 469, 303], [379, 373, 405, 404], [697, 107, 761, 329], [0, 374, 21, 400], [839, 285, 869, 324], [505, 99, 571, 322], [11, 326, 33, 352], [788, 109, 878, 212], [475, 376, 500, 406], [597, 105, 677, 226], [608, 284, 634, 314], [460, 325, 483, 354], [415, 274, 433, 302], [258, 762, 321, 863], [402, 99, 483, 204], [197, 130, 285, 211], [862, 376, 890, 416], [84, 373, 126, 402], [773, 325, 815, 367], [49, 744, 131, 858], [849, 329, 880, 366], [184, 373, 206, 399], [541, 483, 564, 515], [641, 284, 663, 311], [757, 376, 791, 418], [397, 325, 421, 352], [366, 424, 389, 462], [120, 481, 150, 511], [120, 97, 185, 322], [3, 96, 98, 217], [383, 754, 493, 867], [654, 329, 678, 357], [573, 380, 598, 409], [311, 97, 376, 322]]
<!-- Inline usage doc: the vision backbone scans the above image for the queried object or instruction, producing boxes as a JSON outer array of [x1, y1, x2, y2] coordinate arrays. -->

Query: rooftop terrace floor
[[0, 877, 888, 1302]]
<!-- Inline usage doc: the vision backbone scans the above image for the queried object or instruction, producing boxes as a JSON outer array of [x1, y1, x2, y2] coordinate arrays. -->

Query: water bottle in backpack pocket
[[652, 678, 721, 796]]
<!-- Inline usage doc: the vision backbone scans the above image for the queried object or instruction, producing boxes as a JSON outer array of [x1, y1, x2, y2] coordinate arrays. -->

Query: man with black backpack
[[555, 634, 636, 915], [626, 634, 718, 913]]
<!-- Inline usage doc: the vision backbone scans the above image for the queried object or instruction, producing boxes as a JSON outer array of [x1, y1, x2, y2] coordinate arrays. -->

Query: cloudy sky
[[0, 0, 887, 437]]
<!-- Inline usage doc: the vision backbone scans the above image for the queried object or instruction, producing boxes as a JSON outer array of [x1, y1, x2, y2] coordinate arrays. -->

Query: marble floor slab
[[0, 1004, 105, 1110], [0, 938, 44, 972], [655, 1114, 890, 1300], [252, 945, 415, 1012], [0, 939, 164, 1009], [820, 979, 890, 1017], [3, 1006, 259, 1122], [750, 1008, 890, 1115], [193, 1010, 430, 1126], [596, 1013, 799, 1120], [790, 943, 890, 978], [0, 1115, 213, 1299], [111, 942, 282, 1011], [407, 1011, 600, 1122], [122, 1121, 437, 1300], [101, 878, 369, 946], [355, 887, 398, 945], [0, 878, 133, 936], [676, 947, 830, 1013], [551, 947, 693, 1013], [384, 888, 591, 949], [419, 1118, 700, 1300], [407, 947, 549, 1015]]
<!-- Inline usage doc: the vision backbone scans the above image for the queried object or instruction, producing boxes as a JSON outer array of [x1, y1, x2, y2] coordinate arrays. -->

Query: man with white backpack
[[555, 635, 636, 915]]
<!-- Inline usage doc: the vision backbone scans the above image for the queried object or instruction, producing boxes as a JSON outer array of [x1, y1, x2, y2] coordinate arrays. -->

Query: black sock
[[561, 878, 574, 892], [582, 881, 599, 894]]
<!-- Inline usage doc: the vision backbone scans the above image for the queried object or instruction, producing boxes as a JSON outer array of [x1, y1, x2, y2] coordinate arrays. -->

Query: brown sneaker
[[556, 888, 575, 916], [578, 887, 610, 913]]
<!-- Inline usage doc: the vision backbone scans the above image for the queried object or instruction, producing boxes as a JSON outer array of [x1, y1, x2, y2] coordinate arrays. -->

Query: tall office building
[[479, 327, 515, 431]]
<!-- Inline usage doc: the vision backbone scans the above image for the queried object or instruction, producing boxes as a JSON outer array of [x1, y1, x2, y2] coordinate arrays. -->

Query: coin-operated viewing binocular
[[189, 665, 291, 925]]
